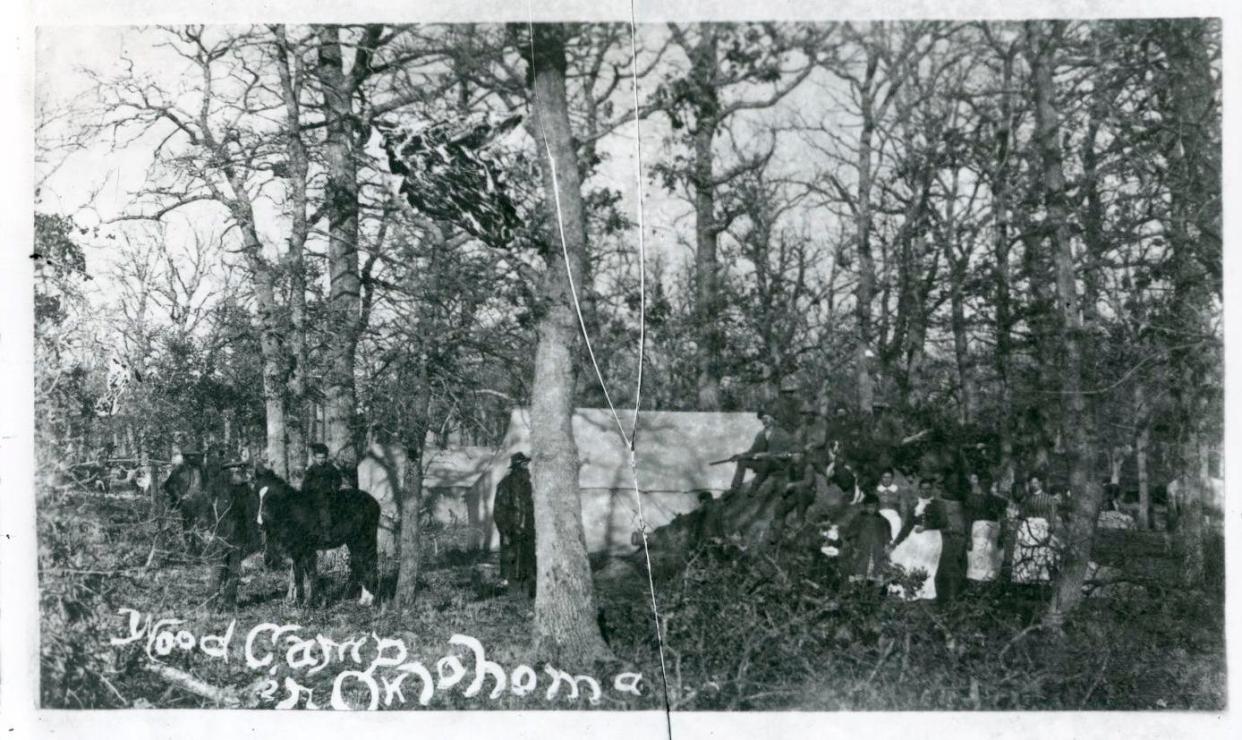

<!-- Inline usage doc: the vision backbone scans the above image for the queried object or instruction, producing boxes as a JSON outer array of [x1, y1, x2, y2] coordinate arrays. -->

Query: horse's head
[[163, 461, 208, 527], [253, 468, 291, 529]]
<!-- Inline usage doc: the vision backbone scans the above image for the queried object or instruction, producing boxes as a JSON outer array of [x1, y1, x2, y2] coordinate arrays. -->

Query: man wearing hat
[[210, 457, 257, 607], [303, 442, 342, 537], [729, 406, 787, 497], [494, 452, 535, 593], [774, 376, 804, 432]]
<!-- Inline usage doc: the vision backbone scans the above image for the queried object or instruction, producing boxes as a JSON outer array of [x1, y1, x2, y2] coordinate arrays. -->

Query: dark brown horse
[[254, 466, 380, 606]]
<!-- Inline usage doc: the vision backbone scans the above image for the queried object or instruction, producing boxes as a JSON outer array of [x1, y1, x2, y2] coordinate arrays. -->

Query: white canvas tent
[[469, 408, 763, 554], [357, 443, 495, 558]]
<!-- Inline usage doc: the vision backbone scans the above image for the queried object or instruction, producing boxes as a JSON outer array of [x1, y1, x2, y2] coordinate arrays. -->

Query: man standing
[[931, 476, 970, 603], [209, 458, 256, 608], [773, 377, 805, 433], [303, 442, 342, 539], [495, 452, 535, 594]]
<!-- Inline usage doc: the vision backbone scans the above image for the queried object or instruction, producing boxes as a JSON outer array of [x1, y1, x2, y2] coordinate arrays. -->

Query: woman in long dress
[[875, 469, 903, 543], [888, 480, 943, 600], [1012, 476, 1062, 584], [966, 474, 1007, 582]]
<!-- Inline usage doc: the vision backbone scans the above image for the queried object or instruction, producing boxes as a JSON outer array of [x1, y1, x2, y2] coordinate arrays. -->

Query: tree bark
[[1177, 437, 1206, 584], [525, 23, 613, 664], [691, 31, 723, 410], [392, 443, 423, 606], [1157, 19, 1219, 587], [1024, 22, 1102, 627], [1136, 422, 1150, 530], [276, 25, 310, 479], [318, 25, 362, 467], [943, 169, 975, 422], [240, 223, 290, 479], [853, 54, 878, 417]]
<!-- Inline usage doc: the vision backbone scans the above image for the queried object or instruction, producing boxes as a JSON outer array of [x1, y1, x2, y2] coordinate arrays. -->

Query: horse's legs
[[347, 529, 379, 607], [288, 557, 304, 604], [212, 546, 240, 609], [304, 554, 319, 606]]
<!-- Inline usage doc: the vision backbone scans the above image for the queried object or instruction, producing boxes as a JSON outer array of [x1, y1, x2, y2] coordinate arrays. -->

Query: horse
[[162, 457, 262, 607], [162, 457, 213, 549], [253, 466, 380, 607]]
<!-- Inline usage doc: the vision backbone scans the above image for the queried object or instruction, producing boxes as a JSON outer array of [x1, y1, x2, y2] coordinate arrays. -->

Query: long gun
[[708, 451, 797, 466]]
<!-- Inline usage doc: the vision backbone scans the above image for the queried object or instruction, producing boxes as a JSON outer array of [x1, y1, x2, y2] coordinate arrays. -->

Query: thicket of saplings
[[39, 485, 1224, 711]]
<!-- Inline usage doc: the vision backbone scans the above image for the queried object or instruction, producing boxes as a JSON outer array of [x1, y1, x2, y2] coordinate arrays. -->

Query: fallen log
[[142, 661, 258, 708]]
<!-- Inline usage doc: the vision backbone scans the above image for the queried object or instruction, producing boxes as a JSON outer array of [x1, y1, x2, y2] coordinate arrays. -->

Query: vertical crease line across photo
[[525, 5, 674, 734]]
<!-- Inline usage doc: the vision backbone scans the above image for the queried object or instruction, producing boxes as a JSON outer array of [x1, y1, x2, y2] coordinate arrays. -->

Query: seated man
[[730, 408, 796, 497], [767, 451, 818, 543]]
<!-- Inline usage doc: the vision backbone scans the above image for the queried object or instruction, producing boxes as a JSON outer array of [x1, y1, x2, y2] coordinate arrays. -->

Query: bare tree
[[522, 22, 613, 663]]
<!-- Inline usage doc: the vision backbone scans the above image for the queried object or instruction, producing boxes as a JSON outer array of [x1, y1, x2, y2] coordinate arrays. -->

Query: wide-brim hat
[[510, 451, 531, 465], [309, 443, 329, 455], [221, 460, 250, 470]]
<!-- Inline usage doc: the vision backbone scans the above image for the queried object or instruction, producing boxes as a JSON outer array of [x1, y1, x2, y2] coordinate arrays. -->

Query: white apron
[[876, 484, 902, 541], [888, 497, 942, 600], [1012, 517, 1058, 584], [878, 509, 902, 542], [967, 519, 1002, 581]]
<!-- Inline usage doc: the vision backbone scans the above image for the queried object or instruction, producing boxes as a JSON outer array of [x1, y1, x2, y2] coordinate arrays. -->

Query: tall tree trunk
[[991, 43, 1017, 491], [1025, 22, 1101, 627], [393, 217, 442, 608], [240, 226, 290, 479], [691, 31, 722, 410], [318, 25, 362, 467], [943, 170, 975, 422], [854, 57, 878, 417], [276, 25, 310, 479], [524, 24, 613, 664], [393, 367, 430, 609], [1158, 19, 1219, 587], [1177, 437, 1206, 584], [1136, 421, 1151, 530]]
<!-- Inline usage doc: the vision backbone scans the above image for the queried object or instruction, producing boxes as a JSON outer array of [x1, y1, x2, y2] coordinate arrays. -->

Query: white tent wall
[[357, 444, 495, 558], [470, 408, 764, 555]]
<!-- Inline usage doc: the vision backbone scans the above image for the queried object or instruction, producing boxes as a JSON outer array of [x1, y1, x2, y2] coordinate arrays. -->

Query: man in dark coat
[[303, 443, 342, 540], [208, 459, 257, 608], [844, 492, 893, 585], [931, 477, 970, 604], [495, 452, 535, 593]]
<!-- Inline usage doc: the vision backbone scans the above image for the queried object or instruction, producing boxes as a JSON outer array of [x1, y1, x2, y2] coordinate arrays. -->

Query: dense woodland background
[[33, 19, 1224, 709]]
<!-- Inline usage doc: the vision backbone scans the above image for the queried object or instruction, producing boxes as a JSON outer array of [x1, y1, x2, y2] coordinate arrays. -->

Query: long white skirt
[[889, 528, 942, 600], [878, 508, 902, 543], [1012, 517, 1058, 584], [967, 520, 1002, 582]]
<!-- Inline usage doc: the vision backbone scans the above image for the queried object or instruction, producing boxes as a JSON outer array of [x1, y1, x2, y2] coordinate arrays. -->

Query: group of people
[[723, 382, 1072, 603], [837, 470, 1068, 602]]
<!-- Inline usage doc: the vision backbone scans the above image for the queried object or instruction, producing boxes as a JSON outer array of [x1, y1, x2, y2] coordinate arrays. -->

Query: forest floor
[[37, 488, 1226, 711]]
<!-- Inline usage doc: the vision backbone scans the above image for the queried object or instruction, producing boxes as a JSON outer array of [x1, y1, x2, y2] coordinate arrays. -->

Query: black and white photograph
[[3, 0, 1238, 735]]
